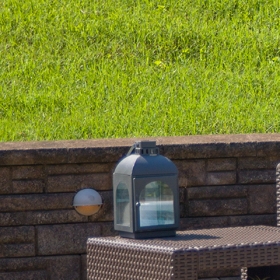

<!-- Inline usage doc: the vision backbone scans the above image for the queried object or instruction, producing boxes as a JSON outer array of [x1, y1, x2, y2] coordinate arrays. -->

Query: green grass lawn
[[1, 0, 280, 141]]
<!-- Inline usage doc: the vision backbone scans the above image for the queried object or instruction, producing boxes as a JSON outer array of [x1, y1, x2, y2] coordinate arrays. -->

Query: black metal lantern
[[113, 141, 179, 239]]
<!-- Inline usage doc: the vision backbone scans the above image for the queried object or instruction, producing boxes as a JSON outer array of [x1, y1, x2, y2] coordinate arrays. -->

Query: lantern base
[[118, 229, 176, 239]]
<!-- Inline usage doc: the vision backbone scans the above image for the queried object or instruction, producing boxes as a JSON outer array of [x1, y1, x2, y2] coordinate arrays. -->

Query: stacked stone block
[[0, 134, 280, 279]]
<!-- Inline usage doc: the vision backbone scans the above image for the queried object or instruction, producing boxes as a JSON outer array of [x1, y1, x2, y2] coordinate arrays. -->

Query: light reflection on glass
[[139, 181, 174, 227], [116, 182, 130, 227]]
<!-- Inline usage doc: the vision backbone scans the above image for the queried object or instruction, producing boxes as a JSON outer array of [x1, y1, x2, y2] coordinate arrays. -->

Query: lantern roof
[[114, 153, 178, 176]]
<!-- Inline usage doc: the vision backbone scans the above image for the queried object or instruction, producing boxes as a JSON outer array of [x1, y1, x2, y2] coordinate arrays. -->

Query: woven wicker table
[[87, 226, 280, 280]]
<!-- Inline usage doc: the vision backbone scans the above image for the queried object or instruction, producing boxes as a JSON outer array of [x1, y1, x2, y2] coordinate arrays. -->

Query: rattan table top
[[88, 226, 280, 252]]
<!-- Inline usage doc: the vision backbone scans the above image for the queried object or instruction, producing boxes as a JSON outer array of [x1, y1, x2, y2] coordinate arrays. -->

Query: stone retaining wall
[[1, 134, 280, 279]]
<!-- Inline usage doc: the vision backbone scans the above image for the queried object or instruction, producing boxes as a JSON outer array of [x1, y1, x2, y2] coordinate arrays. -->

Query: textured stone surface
[[189, 198, 247, 216], [1, 133, 280, 165], [47, 173, 112, 192], [37, 223, 101, 255], [0, 147, 68, 166], [180, 188, 189, 216], [12, 179, 44, 193], [188, 185, 247, 200], [0, 271, 48, 280], [0, 226, 35, 257], [238, 156, 280, 169], [0, 210, 87, 226], [238, 169, 275, 184], [207, 158, 236, 171], [81, 255, 87, 280], [180, 216, 228, 230], [228, 214, 276, 227], [0, 256, 81, 280], [174, 160, 206, 187], [0, 167, 10, 194], [0, 243, 35, 258], [180, 203, 187, 218], [0, 193, 73, 212], [47, 255, 81, 280], [67, 146, 127, 163], [179, 187, 186, 202], [256, 141, 280, 156], [163, 141, 256, 159], [206, 171, 236, 185], [46, 163, 114, 175], [100, 222, 117, 236], [248, 184, 276, 214], [0, 226, 35, 244], [12, 165, 44, 179]]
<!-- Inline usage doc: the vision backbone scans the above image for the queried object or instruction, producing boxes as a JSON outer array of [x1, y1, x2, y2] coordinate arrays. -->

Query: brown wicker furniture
[[87, 225, 280, 279], [87, 164, 280, 279]]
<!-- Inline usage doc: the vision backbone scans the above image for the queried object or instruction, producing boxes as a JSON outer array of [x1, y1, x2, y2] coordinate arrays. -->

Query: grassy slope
[[1, 0, 280, 141]]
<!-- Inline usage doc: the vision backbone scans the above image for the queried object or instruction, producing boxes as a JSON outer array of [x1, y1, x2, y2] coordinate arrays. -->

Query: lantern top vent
[[134, 141, 159, 156]]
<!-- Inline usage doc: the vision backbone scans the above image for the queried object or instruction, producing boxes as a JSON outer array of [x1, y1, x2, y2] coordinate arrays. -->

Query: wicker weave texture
[[172, 251, 198, 279], [87, 240, 175, 280], [87, 226, 280, 280], [277, 163, 280, 227]]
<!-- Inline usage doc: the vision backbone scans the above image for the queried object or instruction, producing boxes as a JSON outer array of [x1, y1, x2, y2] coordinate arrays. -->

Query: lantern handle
[[126, 143, 136, 156]]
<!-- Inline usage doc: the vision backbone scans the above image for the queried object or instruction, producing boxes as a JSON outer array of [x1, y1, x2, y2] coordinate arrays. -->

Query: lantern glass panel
[[139, 181, 174, 227], [116, 182, 130, 227]]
